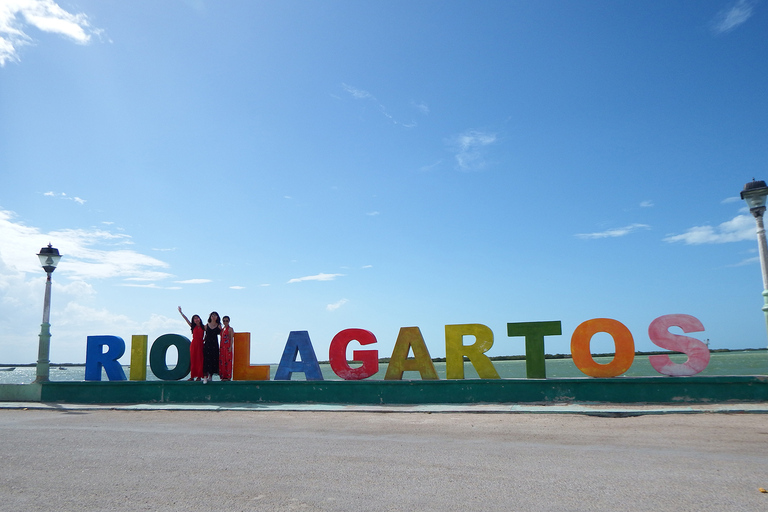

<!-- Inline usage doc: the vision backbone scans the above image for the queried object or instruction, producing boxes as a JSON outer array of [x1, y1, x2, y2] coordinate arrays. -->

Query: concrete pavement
[[2, 401, 768, 414], [1, 405, 767, 511]]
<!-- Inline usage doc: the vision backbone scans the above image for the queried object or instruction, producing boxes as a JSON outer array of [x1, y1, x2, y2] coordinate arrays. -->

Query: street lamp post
[[740, 179, 768, 344], [35, 244, 62, 383]]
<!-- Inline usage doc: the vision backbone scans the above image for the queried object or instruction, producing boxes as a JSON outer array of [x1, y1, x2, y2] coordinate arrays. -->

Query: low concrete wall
[[0, 383, 41, 401], [23, 376, 768, 405]]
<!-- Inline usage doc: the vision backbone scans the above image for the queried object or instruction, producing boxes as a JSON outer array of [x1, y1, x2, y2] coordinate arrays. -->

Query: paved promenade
[[1, 405, 767, 511]]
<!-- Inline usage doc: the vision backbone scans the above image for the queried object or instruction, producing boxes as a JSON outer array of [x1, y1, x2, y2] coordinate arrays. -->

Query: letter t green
[[507, 321, 562, 379]]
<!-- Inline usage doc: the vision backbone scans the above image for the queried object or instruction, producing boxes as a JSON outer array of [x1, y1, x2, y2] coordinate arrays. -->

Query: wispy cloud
[[664, 214, 754, 244], [326, 298, 348, 312], [0, 0, 102, 66], [229, 285, 245, 290], [411, 100, 430, 115], [341, 83, 416, 128], [120, 283, 181, 290], [419, 160, 442, 172], [711, 0, 755, 34], [575, 223, 650, 240], [449, 130, 497, 171], [175, 279, 212, 285], [728, 255, 759, 267], [43, 191, 86, 205], [342, 83, 373, 100], [288, 272, 344, 284], [640, 200, 654, 208]]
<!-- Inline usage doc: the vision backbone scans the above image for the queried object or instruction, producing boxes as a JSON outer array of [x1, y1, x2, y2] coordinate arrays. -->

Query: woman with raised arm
[[219, 316, 234, 381], [178, 306, 204, 381], [202, 311, 222, 384]]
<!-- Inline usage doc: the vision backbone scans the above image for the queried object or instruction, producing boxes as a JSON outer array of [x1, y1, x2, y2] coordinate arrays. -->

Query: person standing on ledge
[[202, 311, 222, 384], [178, 307, 204, 381], [219, 316, 234, 381]]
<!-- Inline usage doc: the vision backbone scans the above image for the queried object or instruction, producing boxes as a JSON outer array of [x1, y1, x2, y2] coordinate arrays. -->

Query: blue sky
[[1, 0, 767, 367]]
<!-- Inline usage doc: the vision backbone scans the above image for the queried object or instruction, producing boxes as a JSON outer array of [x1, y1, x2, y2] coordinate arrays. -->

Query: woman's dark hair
[[223, 316, 230, 322], [208, 311, 221, 327], [190, 315, 202, 333]]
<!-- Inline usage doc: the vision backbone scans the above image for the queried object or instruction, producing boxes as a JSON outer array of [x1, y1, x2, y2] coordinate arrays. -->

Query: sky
[[1, 0, 767, 367]]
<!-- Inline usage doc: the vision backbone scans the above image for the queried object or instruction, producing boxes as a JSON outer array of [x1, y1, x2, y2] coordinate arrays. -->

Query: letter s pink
[[648, 314, 709, 376]]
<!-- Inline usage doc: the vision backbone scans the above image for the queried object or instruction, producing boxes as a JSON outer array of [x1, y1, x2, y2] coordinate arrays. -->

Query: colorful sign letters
[[83, 314, 709, 382]]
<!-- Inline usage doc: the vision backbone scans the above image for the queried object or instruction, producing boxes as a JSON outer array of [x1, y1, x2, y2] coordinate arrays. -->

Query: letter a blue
[[274, 331, 324, 381]]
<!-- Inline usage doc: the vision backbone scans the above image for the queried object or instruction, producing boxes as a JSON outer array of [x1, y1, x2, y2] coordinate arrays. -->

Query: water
[[1, 350, 765, 384]]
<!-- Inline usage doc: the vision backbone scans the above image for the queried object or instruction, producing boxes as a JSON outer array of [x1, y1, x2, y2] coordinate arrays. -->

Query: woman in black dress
[[202, 311, 221, 383]]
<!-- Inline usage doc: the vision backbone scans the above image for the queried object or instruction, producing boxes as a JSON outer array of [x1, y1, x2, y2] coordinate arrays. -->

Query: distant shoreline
[[383, 347, 768, 364], [1, 347, 765, 367]]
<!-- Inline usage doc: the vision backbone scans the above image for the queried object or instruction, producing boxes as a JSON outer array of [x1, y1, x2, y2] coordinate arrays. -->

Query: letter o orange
[[571, 318, 635, 377]]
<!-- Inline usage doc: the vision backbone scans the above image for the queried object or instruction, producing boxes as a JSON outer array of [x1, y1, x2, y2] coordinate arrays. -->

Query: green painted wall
[[34, 376, 768, 405]]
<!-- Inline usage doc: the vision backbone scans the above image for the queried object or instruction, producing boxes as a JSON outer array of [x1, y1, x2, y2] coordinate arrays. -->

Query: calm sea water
[[1, 350, 765, 384]]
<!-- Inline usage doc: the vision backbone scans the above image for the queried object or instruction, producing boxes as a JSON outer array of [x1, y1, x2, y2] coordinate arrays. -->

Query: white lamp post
[[35, 244, 62, 383], [740, 179, 768, 344]]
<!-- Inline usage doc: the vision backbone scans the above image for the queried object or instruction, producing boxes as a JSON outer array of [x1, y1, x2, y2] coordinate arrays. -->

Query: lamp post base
[[35, 322, 51, 383], [762, 290, 768, 350]]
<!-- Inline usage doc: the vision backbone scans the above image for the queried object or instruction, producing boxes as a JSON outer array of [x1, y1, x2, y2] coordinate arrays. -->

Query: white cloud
[[288, 273, 344, 284], [575, 223, 650, 240], [56, 278, 96, 298], [366, 211, 380, 216], [49, 234, 171, 281], [0, 209, 172, 281], [229, 285, 245, 290], [0, 0, 102, 66], [141, 313, 180, 334], [640, 200, 654, 208], [327, 298, 348, 312], [174, 279, 212, 285], [663, 214, 755, 244], [450, 130, 497, 171], [0, 209, 187, 364], [42, 191, 86, 204], [711, 0, 755, 34]]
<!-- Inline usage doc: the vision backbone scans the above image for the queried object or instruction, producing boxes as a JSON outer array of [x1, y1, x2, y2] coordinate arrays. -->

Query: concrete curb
[[2, 401, 767, 415]]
